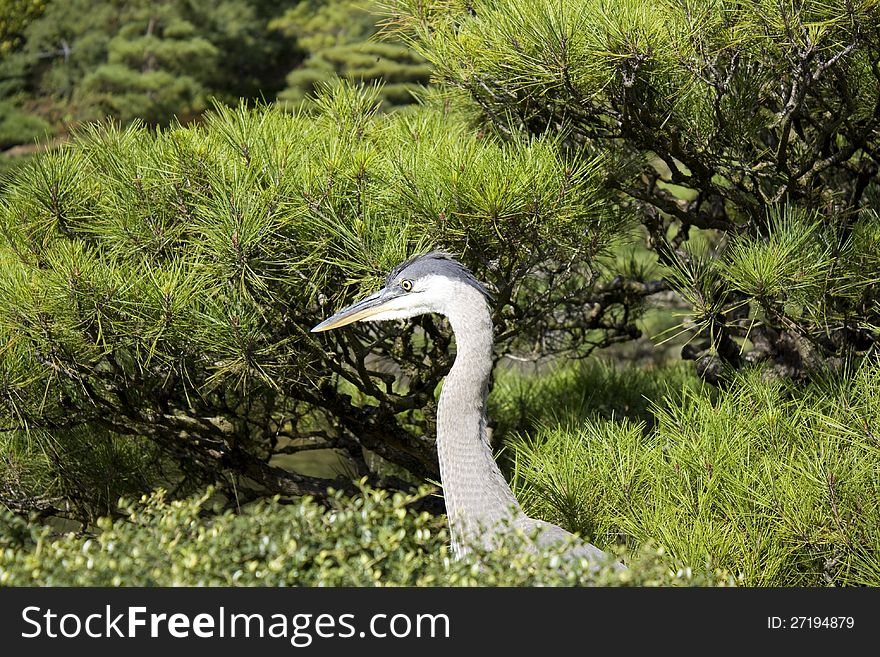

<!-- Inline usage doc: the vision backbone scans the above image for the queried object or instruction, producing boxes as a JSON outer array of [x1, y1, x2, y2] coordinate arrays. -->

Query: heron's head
[[311, 251, 489, 333]]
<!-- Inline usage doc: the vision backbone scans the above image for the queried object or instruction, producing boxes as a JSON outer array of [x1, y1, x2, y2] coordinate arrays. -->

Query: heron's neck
[[436, 285, 521, 555]]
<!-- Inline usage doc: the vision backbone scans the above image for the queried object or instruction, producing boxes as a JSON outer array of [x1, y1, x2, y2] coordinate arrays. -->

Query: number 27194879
[[768, 616, 854, 629]]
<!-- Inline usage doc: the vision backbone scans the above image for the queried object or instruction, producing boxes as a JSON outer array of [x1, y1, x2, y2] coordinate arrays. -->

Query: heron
[[312, 251, 621, 569]]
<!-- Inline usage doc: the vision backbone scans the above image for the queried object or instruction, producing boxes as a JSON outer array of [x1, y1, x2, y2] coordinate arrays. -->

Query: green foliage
[[0, 484, 732, 586], [0, 153, 35, 192], [507, 360, 880, 586], [0, 100, 51, 150], [0, 0, 45, 53], [0, 425, 163, 521], [665, 205, 880, 375], [721, 207, 828, 301], [77, 4, 221, 125], [489, 359, 701, 438], [0, 84, 632, 515], [393, 0, 880, 378], [273, 1, 431, 108], [0, 0, 303, 125], [271, 0, 378, 52]]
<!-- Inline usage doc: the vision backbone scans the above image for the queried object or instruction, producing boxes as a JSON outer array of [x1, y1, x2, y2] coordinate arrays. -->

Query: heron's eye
[[400, 279, 413, 292]]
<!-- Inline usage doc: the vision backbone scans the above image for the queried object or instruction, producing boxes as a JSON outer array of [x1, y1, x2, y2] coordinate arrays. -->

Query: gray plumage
[[313, 252, 622, 570]]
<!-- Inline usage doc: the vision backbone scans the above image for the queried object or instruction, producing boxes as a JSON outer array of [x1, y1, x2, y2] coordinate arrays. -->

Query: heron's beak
[[311, 287, 403, 332]]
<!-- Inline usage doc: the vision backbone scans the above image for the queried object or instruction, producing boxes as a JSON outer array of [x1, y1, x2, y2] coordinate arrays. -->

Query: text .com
[[21, 606, 451, 646]]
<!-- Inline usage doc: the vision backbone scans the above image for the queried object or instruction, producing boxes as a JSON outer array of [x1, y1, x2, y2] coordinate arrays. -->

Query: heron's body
[[313, 252, 620, 568]]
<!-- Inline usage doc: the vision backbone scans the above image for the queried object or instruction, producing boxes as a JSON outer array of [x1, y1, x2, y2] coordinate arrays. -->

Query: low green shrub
[[0, 485, 731, 587]]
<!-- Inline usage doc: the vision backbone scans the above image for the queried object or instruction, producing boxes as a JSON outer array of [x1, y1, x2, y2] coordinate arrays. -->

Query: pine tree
[[272, 0, 432, 108], [0, 0, 45, 54], [77, 1, 219, 125], [0, 0, 304, 126], [393, 0, 880, 380], [0, 83, 640, 515]]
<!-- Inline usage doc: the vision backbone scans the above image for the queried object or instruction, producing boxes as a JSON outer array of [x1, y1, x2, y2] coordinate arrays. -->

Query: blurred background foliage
[[0, 0, 878, 586], [270, 0, 431, 108], [0, 0, 303, 126], [0, 0, 428, 186]]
